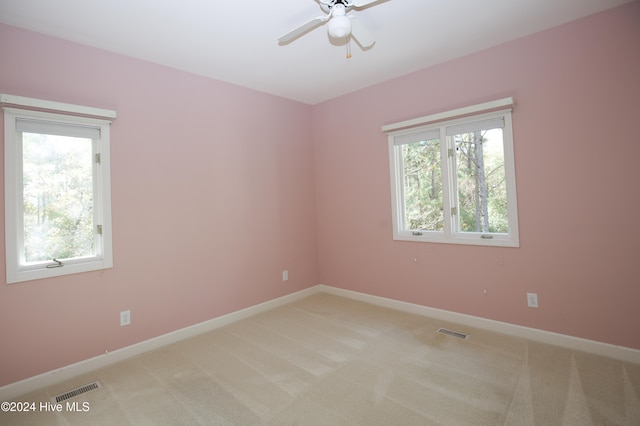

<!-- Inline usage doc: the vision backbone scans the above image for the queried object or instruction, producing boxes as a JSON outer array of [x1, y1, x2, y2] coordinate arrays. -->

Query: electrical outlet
[[527, 293, 539, 308], [120, 310, 131, 326], [282, 270, 288, 281]]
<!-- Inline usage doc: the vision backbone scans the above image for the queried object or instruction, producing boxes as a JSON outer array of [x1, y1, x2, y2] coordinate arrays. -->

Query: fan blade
[[350, 17, 375, 48], [352, 0, 383, 8], [278, 15, 329, 44]]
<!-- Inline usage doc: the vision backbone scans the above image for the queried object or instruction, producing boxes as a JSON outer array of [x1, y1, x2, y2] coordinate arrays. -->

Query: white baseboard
[[3, 284, 638, 402], [318, 284, 640, 365], [0, 285, 321, 402]]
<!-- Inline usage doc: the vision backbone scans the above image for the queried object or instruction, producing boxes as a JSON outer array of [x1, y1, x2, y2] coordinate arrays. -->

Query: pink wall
[[313, 2, 640, 350], [0, 25, 318, 386]]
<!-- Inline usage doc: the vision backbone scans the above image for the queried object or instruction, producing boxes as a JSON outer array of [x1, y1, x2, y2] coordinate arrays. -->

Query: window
[[3, 95, 115, 283], [385, 99, 519, 247]]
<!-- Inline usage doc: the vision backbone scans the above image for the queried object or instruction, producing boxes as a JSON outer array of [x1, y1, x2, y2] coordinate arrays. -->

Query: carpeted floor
[[3, 293, 640, 425]]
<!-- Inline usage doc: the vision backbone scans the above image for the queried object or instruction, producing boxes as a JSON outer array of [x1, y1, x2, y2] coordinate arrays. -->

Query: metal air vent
[[52, 381, 102, 403], [437, 328, 469, 339]]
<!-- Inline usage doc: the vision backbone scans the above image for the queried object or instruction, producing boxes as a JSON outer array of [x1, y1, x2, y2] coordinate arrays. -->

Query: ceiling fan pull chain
[[346, 37, 352, 59]]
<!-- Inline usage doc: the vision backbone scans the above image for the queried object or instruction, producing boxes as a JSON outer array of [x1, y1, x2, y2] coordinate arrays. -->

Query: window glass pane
[[22, 132, 94, 263], [454, 128, 508, 233], [401, 139, 444, 231]]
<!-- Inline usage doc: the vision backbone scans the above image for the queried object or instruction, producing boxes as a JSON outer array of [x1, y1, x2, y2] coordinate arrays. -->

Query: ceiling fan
[[278, 0, 385, 49]]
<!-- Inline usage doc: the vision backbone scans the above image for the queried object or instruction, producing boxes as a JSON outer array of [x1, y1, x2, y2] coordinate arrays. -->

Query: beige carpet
[[3, 293, 640, 425]]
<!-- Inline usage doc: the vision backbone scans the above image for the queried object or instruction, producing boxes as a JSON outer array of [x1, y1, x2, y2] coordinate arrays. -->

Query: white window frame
[[2, 95, 115, 283], [384, 98, 519, 247]]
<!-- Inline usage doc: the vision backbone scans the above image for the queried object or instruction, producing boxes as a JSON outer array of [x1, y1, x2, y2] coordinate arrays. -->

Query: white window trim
[[2, 95, 115, 283], [385, 100, 519, 248], [382, 97, 514, 133]]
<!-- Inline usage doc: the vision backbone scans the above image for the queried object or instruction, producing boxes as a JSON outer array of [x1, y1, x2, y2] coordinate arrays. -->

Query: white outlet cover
[[120, 310, 131, 326], [526, 293, 539, 308]]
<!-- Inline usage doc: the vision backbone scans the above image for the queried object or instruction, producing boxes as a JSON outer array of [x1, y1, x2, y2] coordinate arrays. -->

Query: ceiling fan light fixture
[[328, 15, 352, 38]]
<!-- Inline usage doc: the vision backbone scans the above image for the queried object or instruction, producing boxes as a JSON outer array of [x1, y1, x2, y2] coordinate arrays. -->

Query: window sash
[[4, 106, 113, 283]]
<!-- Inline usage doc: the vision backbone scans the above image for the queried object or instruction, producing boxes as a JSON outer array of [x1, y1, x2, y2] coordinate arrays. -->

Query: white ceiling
[[0, 0, 633, 105]]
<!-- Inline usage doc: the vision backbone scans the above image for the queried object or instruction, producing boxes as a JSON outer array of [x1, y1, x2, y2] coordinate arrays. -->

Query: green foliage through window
[[454, 129, 508, 234], [402, 139, 443, 231], [22, 133, 94, 262]]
